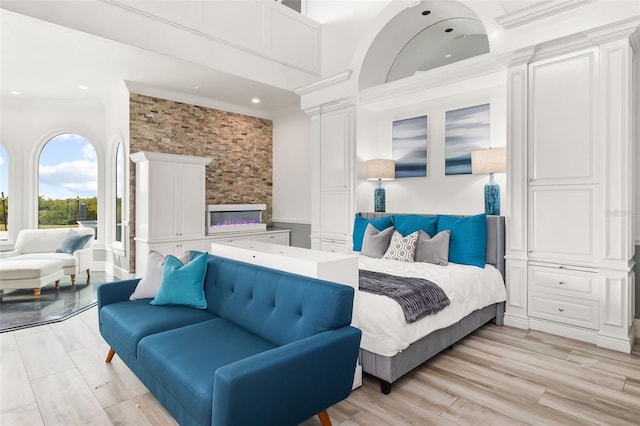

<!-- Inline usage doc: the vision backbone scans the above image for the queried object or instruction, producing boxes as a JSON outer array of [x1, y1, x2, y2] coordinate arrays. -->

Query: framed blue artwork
[[445, 103, 490, 175], [392, 115, 428, 178]]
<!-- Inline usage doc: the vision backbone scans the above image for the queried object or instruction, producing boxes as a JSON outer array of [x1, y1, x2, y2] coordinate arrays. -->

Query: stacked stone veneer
[[129, 93, 273, 271]]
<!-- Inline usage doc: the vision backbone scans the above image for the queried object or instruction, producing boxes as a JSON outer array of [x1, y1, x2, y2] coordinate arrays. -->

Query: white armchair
[[6, 227, 94, 284]]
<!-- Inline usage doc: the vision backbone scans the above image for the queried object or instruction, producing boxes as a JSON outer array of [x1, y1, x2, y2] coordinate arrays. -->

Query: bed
[[354, 213, 506, 394]]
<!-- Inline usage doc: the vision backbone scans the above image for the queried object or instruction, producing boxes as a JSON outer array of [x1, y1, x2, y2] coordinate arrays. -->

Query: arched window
[[38, 134, 98, 236], [0, 145, 8, 240], [115, 142, 124, 244]]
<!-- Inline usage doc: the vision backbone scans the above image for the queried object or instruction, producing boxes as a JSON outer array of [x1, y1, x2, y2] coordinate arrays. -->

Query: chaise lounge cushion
[[138, 318, 277, 426], [11, 253, 82, 269], [0, 259, 63, 280]]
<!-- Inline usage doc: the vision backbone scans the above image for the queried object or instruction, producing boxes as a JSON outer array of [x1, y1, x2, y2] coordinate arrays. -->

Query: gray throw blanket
[[359, 269, 451, 323]]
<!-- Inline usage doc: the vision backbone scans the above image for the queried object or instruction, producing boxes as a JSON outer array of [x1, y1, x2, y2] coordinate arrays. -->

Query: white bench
[[0, 259, 65, 297]]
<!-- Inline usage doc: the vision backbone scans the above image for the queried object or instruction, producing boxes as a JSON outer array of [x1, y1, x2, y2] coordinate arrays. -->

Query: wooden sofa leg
[[55, 280, 61, 288], [105, 348, 116, 363], [317, 410, 332, 426], [71, 274, 76, 285], [87, 269, 91, 279], [33, 288, 41, 296]]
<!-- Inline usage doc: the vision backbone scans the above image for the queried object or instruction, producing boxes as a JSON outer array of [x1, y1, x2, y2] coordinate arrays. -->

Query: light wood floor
[[1, 307, 638, 425]]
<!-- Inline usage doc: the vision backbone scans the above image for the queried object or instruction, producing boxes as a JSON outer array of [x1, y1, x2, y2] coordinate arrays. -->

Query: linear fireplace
[[206, 204, 266, 234]]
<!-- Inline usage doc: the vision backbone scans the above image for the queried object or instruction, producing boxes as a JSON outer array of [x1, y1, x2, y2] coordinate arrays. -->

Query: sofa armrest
[[97, 279, 140, 311], [213, 326, 361, 426], [0, 250, 20, 259], [73, 247, 93, 271]]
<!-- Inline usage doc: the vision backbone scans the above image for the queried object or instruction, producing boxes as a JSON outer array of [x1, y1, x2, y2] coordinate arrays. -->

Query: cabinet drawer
[[528, 292, 598, 329], [529, 266, 596, 299]]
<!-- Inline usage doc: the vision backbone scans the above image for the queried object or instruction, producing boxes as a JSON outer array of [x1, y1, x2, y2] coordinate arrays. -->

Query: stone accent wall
[[129, 93, 273, 271]]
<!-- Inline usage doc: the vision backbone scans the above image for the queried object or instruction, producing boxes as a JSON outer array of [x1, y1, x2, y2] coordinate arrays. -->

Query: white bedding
[[357, 255, 506, 357]]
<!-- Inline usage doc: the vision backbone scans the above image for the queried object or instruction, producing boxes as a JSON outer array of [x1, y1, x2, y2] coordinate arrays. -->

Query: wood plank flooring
[[1, 307, 638, 425]]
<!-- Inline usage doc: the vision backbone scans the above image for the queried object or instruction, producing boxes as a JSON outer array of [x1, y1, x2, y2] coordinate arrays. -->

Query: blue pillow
[[393, 215, 438, 237], [352, 215, 393, 251], [151, 252, 209, 309], [437, 213, 487, 268], [55, 229, 92, 254]]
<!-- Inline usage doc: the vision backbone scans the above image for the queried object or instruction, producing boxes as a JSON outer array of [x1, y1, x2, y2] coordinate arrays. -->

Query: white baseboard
[[90, 261, 106, 272], [104, 263, 134, 280], [504, 313, 530, 329]]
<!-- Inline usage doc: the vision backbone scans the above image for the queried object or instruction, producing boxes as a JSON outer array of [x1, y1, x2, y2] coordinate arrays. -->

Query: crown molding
[[586, 17, 640, 46], [125, 81, 274, 120], [294, 71, 353, 96], [496, 0, 597, 29]]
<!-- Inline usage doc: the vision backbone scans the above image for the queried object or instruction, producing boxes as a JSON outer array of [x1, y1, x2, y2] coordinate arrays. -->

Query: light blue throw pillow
[[393, 214, 438, 237], [437, 213, 487, 268], [150, 252, 209, 309], [56, 229, 92, 254], [352, 215, 393, 251]]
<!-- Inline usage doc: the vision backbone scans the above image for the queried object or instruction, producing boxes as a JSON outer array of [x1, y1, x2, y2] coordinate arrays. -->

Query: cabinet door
[[320, 111, 349, 190], [321, 191, 349, 240], [269, 232, 290, 246], [179, 164, 206, 239], [529, 186, 596, 264], [528, 49, 598, 185], [148, 163, 179, 241]]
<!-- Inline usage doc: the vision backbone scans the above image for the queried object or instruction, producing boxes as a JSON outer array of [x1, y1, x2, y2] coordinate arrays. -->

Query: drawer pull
[[558, 265, 567, 269], [558, 281, 566, 285], [558, 307, 564, 312]]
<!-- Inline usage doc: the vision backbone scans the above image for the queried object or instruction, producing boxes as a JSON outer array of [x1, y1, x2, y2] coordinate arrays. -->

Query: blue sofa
[[97, 254, 361, 426]]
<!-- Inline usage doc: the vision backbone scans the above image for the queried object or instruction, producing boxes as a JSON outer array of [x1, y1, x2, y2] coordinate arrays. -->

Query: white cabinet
[[309, 104, 356, 251], [131, 151, 212, 275], [505, 36, 636, 353], [206, 228, 290, 248]]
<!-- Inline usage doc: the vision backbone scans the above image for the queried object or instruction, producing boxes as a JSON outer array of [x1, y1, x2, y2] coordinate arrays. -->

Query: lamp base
[[484, 177, 500, 216], [374, 186, 386, 213]]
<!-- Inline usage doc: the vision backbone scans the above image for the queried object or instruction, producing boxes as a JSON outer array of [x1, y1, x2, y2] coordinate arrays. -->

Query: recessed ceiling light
[[251, 98, 261, 104], [9, 90, 22, 95], [421, 10, 431, 16], [78, 85, 89, 90], [445, 54, 452, 58], [445, 28, 454, 33]]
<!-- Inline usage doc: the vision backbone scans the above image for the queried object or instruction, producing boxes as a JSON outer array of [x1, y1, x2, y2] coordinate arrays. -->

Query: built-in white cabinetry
[[505, 32, 636, 353], [131, 151, 212, 275], [206, 228, 290, 247], [309, 103, 356, 252]]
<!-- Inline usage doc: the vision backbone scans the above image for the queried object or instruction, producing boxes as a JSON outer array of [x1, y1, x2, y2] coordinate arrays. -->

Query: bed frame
[[356, 213, 506, 394]]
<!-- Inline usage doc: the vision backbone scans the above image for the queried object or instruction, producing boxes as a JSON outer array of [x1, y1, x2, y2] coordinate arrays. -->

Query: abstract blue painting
[[392, 115, 428, 178], [445, 103, 490, 175]]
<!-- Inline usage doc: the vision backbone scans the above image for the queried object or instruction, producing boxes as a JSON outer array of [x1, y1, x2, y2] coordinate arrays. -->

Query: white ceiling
[[0, 9, 302, 116]]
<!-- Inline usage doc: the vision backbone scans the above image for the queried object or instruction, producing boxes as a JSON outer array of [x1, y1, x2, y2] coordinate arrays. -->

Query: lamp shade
[[365, 159, 395, 180], [471, 147, 507, 174]]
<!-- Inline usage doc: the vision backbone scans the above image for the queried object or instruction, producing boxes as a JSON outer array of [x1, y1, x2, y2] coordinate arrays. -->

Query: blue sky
[[39, 133, 98, 199]]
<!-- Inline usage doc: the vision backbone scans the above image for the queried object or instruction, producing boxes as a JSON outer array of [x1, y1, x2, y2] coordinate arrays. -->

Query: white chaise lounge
[[0, 259, 64, 296], [0, 227, 94, 285]]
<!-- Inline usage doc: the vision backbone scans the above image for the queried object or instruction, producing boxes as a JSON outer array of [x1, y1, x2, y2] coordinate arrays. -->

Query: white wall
[[0, 98, 107, 242], [355, 70, 507, 216], [272, 108, 312, 224], [103, 82, 132, 277]]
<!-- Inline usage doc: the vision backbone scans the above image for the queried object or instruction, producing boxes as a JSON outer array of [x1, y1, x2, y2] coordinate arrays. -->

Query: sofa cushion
[[0, 259, 63, 279], [204, 256, 354, 346], [55, 229, 92, 254], [99, 299, 216, 357], [151, 252, 208, 309], [138, 318, 277, 426]]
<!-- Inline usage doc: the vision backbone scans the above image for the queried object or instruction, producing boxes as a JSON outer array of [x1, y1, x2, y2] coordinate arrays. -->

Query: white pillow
[[382, 231, 419, 263], [129, 251, 190, 300]]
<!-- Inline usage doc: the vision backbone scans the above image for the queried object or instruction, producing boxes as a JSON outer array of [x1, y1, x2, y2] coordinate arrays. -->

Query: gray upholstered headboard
[[357, 213, 506, 281]]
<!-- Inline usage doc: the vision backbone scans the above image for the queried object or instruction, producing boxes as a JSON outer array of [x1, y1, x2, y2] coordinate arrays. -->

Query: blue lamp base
[[374, 180, 386, 213], [484, 173, 500, 215]]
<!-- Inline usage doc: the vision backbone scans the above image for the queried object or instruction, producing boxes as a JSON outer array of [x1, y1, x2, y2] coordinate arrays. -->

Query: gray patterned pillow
[[382, 230, 419, 262], [415, 230, 450, 265], [361, 224, 395, 258]]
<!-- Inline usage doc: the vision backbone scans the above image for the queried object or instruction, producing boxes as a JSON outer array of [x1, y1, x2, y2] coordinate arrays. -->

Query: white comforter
[[357, 256, 507, 357]]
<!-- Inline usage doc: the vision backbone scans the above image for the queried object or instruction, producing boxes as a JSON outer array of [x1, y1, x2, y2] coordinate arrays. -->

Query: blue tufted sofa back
[[202, 255, 354, 347]]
